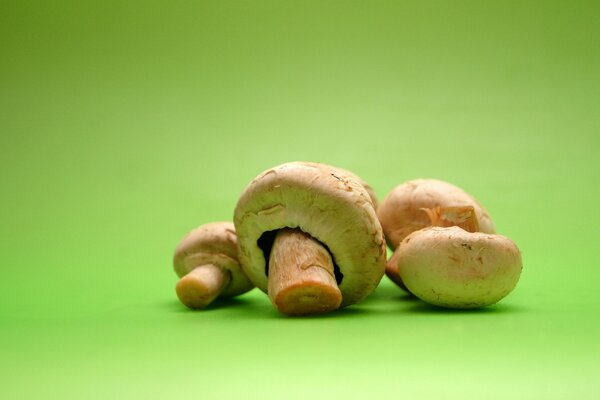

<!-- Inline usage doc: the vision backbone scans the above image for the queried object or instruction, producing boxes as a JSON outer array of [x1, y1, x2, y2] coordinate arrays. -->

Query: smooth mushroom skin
[[377, 179, 496, 289], [394, 226, 522, 308], [173, 222, 254, 308], [234, 161, 386, 309]]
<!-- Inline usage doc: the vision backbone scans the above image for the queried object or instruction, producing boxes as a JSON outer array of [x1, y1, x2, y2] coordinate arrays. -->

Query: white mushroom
[[173, 222, 253, 309], [393, 226, 522, 308], [234, 162, 386, 315]]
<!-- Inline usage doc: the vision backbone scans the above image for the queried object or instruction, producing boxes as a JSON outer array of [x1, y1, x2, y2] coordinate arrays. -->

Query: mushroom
[[173, 222, 253, 309], [377, 179, 495, 289], [392, 225, 522, 308], [234, 161, 386, 316]]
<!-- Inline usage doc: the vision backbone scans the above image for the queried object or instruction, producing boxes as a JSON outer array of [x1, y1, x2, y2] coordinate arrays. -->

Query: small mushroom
[[377, 179, 495, 289], [173, 222, 253, 309], [234, 161, 386, 316], [393, 226, 522, 308]]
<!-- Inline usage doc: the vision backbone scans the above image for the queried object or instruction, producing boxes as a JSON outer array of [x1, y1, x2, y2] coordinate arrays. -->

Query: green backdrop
[[1, 1, 599, 398]]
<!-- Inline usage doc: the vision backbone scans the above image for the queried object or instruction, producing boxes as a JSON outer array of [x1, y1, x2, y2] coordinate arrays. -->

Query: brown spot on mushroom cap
[[173, 222, 253, 297], [234, 162, 386, 307]]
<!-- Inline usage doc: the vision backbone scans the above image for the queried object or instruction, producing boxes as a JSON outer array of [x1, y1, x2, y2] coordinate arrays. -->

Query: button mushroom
[[173, 222, 253, 309], [234, 162, 386, 316], [393, 225, 522, 308], [377, 179, 496, 289]]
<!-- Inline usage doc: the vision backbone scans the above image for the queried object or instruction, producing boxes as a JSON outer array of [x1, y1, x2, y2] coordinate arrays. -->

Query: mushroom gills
[[266, 228, 343, 315]]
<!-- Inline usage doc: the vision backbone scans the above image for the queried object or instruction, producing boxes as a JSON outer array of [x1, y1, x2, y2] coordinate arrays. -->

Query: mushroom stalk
[[421, 205, 480, 232], [176, 264, 231, 309], [268, 228, 342, 315]]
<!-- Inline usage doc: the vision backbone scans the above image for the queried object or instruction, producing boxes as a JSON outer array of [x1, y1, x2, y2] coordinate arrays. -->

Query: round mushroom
[[234, 161, 386, 316], [392, 226, 522, 308], [377, 179, 495, 289], [173, 222, 253, 309]]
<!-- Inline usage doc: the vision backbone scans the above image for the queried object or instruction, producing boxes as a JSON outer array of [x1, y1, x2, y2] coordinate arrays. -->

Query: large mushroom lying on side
[[395, 225, 522, 308], [173, 222, 253, 309], [377, 179, 496, 289], [234, 162, 386, 316]]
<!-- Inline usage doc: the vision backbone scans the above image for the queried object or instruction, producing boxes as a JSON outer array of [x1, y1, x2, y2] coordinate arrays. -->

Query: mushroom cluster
[[172, 165, 522, 314], [378, 179, 522, 308]]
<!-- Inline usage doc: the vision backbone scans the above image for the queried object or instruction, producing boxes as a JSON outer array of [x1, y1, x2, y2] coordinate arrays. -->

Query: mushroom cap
[[233, 161, 386, 307], [173, 222, 253, 297], [330, 165, 379, 210], [377, 179, 496, 250], [395, 226, 522, 308], [266, 162, 378, 209]]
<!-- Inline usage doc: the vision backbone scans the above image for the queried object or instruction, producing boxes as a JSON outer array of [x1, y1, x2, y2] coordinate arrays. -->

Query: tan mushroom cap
[[173, 222, 253, 297], [330, 165, 379, 210], [395, 226, 522, 308], [273, 162, 378, 209], [377, 179, 496, 250], [234, 162, 386, 307]]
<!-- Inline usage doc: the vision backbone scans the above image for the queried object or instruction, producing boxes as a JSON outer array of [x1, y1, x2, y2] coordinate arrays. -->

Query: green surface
[[1, 0, 599, 398]]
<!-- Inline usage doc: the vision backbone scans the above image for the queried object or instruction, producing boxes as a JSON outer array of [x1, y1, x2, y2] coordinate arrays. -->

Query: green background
[[1, 1, 599, 398]]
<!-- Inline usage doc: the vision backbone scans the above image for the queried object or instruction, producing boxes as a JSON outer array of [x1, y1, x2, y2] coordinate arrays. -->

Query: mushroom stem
[[268, 228, 342, 315], [421, 206, 480, 232], [176, 264, 231, 309], [385, 250, 409, 292]]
